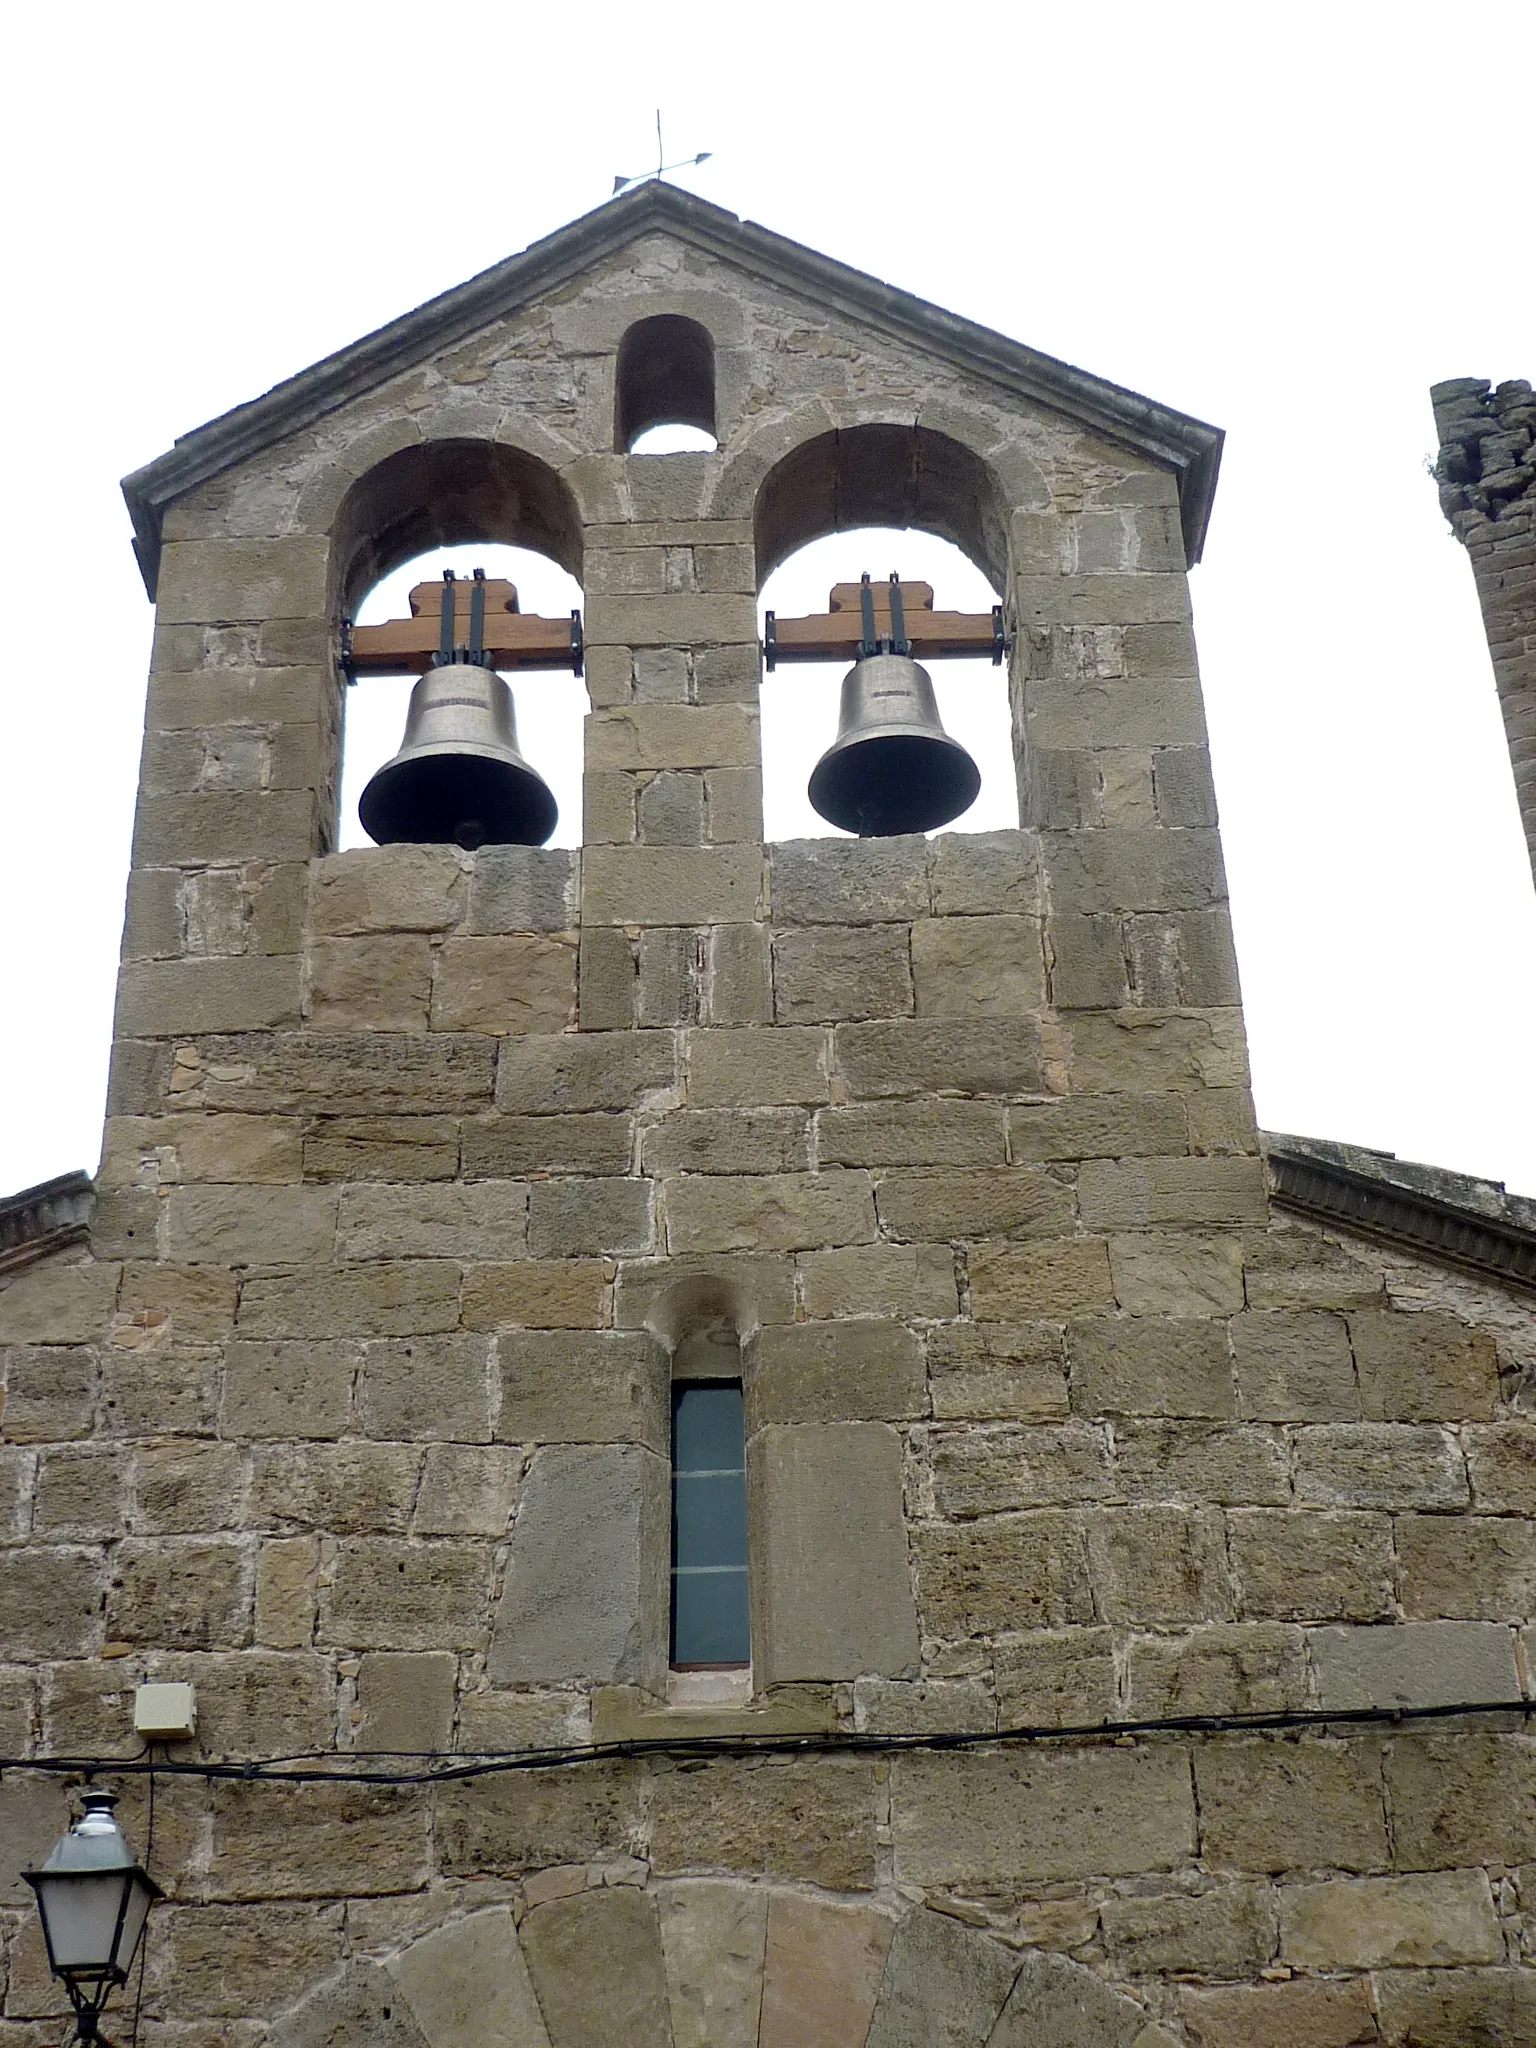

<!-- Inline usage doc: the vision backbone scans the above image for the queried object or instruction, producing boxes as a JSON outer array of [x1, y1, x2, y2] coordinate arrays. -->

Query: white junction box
[[133, 1683, 197, 1741]]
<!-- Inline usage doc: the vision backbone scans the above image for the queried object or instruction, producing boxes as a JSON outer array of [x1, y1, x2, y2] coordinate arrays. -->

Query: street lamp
[[23, 1792, 161, 2043]]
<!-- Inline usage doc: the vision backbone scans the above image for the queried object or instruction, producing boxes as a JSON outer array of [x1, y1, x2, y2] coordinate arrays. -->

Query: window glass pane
[[671, 1381, 750, 1667]]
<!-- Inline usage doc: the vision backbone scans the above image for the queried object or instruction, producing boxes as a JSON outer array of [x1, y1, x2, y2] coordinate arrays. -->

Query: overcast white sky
[[2, 1, 1533, 1198]]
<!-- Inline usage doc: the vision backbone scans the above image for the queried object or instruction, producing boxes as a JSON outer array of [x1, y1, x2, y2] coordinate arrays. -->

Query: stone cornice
[[0, 1171, 95, 1277]]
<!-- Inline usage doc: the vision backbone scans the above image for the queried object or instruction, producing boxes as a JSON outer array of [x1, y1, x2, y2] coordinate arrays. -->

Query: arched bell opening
[[330, 443, 588, 853], [753, 425, 1017, 842], [617, 313, 719, 453], [339, 543, 587, 852], [758, 529, 1018, 843]]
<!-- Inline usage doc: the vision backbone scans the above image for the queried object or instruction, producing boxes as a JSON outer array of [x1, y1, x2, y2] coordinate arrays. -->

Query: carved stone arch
[[266, 1884, 1162, 2047], [330, 438, 584, 617], [712, 408, 1011, 596]]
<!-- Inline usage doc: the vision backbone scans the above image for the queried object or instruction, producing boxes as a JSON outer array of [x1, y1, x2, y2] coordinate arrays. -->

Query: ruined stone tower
[[4, 187, 1536, 2045]]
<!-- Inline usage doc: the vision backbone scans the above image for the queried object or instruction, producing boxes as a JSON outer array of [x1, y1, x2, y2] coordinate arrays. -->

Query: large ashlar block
[[1279, 1869, 1502, 1971], [1044, 827, 1225, 915], [1063, 1009, 1249, 1093], [749, 1319, 926, 1424], [581, 843, 762, 925], [650, 1757, 877, 1891], [1192, 1736, 1388, 1873], [893, 1745, 1196, 1885], [772, 924, 913, 1024], [198, 1030, 497, 1115], [237, 1262, 461, 1339], [132, 790, 318, 867], [467, 846, 580, 933], [1124, 1622, 1308, 1719], [1115, 1414, 1284, 1509], [0, 1257, 118, 1345], [834, 1018, 1046, 1099], [865, 1905, 1019, 2048], [817, 1099, 1008, 1168], [873, 1165, 1073, 1242], [1310, 1621, 1520, 1710], [797, 1242, 958, 1320], [155, 537, 329, 623], [758, 1892, 893, 2048], [665, 1170, 876, 1254], [319, 1538, 491, 1651], [308, 846, 466, 934], [209, 1780, 430, 1901], [909, 913, 1047, 1015], [489, 1443, 668, 1687], [496, 1029, 677, 1113], [586, 705, 760, 770], [389, 1908, 551, 2048], [584, 592, 758, 647], [498, 1330, 668, 1449], [1013, 572, 1192, 629], [914, 1513, 1093, 1637], [686, 1027, 828, 1107], [993, 1626, 1116, 1728], [1228, 1509, 1395, 1621], [338, 1181, 527, 1262], [164, 1183, 337, 1265], [988, 1951, 1153, 2048], [750, 1423, 918, 1682], [116, 957, 303, 1036], [101, 1111, 304, 1187], [522, 1889, 671, 2048], [1069, 1317, 1234, 1419], [771, 838, 930, 924], [1348, 1307, 1500, 1422], [927, 1321, 1069, 1421], [658, 1882, 767, 2048], [306, 934, 433, 1032], [1078, 1155, 1267, 1230], [436, 1759, 645, 1875], [1230, 1309, 1357, 1421]]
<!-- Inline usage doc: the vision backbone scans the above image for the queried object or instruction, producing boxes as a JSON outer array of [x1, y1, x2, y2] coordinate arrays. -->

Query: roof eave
[[122, 183, 1223, 598]]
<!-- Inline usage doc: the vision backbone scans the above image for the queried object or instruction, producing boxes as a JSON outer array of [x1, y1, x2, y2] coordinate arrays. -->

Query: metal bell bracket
[[343, 569, 584, 680], [763, 572, 1006, 672]]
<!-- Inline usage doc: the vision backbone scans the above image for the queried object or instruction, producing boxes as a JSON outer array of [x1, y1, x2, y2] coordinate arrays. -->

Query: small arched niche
[[331, 442, 587, 852], [617, 314, 718, 453]]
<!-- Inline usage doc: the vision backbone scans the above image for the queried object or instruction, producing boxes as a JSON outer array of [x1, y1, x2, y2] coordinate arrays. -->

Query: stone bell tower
[[4, 187, 1536, 2045]]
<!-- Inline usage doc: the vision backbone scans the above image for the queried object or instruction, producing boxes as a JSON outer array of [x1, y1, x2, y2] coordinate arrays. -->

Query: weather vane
[[613, 110, 712, 195]]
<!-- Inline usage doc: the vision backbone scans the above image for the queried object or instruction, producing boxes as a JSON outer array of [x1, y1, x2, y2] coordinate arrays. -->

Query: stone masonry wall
[[1, 230, 1535, 2044], [1433, 376, 1536, 892]]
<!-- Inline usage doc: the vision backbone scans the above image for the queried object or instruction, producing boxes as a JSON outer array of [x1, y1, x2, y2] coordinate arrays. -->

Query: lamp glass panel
[[36, 1868, 131, 1973], [118, 1872, 154, 1972]]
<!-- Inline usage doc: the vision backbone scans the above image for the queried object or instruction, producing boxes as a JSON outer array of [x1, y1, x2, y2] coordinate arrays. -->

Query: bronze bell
[[359, 571, 558, 849], [359, 661, 558, 850], [808, 575, 981, 836]]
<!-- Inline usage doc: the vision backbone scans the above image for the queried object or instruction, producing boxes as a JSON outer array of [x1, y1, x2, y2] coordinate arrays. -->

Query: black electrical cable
[[1, 1693, 1530, 1791], [126, 1753, 156, 2047]]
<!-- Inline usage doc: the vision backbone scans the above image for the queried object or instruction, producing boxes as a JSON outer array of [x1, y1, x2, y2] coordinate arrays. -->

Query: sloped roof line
[[121, 182, 1223, 597]]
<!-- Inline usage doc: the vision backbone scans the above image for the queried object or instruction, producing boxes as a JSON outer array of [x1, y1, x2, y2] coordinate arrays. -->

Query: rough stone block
[[101, 1110, 304, 1188], [638, 925, 700, 1025], [1125, 1622, 1308, 1718], [587, 704, 759, 770], [613, 1252, 797, 1332], [148, 1901, 346, 2022], [818, 1098, 1007, 1167], [132, 790, 318, 867], [1101, 1883, 1277, 1979], [1109, 1232, 1245, 1314], [414, 1441, 522, 1535], [199, 1030, 496, 1115], [309, 846, 465, 934], [874, 1164, 1074, 1242], [1399, 1513, 1536, 1620], [495, 1030, 676, 1113], [864, 1906, 1017, 2048], [156, 536, 328, 623], [852, 1674, 995, 1734], [1241, 1227, 1384, 1311], [1313, 1620, 1519, 1709], [220, 1340, 358, 1437], [108, 1536, 248, 1648], [750, 1319, 926, 1424], [894, 1745, 1195, 1885], [319, 1538, 491, 1650], [642, 1106, 809, 1176], [1349, 1307, 1499, 1421], [1280, 1868, 1501, 1970], [1065, 1008, 1249, 1093], [1069, 1316, 1234, 1417], [528, 1175, 653, 1255], [927, 1321, 1069, 1420], [771, 838, 929, 923], [249, 1440, 420, 1534], [357, 1334, 492, 1441], [436, 1759, 643, 1874], [1295, 1422, 1467, 1510], [988, 1949, 1151, 2048], [0, 1258, 118, 1346], [758, 1892, 892, 2048], [1194, 1736, 1389, 1872], [0, 1548, 104, 1658], [582, 843, 761, 925], [993, 1625, 1116, 1728], [522, 1888, 671, 2048], [122, 865, 184, 960], [932, 1420, 1112, 1516], [585, 591, 757, 647], [1466, 1423, 1536, 1513], [431, 936, 577, 1033], [1229, 1509, 1395, 1620], [650, 1756, 877, 1889], [579, 924, 636, 1025], [1232, 1309, 1357, 1421], [489, 1443, 667, 1687], [356, 1650, 456, 1753], [1179, 1978, 1376, 2047], [658, 1881, 766, 2048], [835, 1017, 1044, 1098], [639, 769, 706, 845], [209, 1780, 430, 1900], [165, 1182, 338, 1265], [456, 1687, 590, 1752], [686, 1026, 827, 1105], [1079, 1154, 1267, 1229], [388, 1907, 550, 2048], [1387, 1732, 1536, 1869], [913, 1513, 1093, 1638], [33, 1444, 126, 1539], [969, 1240, 1116, 1318], [460, 1259, 608, 1331], [462, 1111, 631, 1177], [772, 923, 913, 1024], [116, 955, 303, 1036], [910, 912, 1047, 1016], [704, 765, 762, 843], [1373, 1968, 1536, 2048], [497, 1329, 667, 1449], [1048, 911, 1128, 1008], [237, 1262, 461, 1338], [1087, 1505, 1233, 1623], [0, 1343, 97, 1440], [666, 1170, 875, 1252], [706, 923, 773, 1024], [255, 1535, 319, 1648], [798, 1242, 958, 1319], [307, 934, 432, 1031], [466, 845, 579, 933], [751, 1422, 918, 1682]]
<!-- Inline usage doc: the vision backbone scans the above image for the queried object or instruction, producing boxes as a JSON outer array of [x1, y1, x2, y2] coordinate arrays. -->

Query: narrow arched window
[[670, 1378, 749, 1668], [617, 314, 717, 453]]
